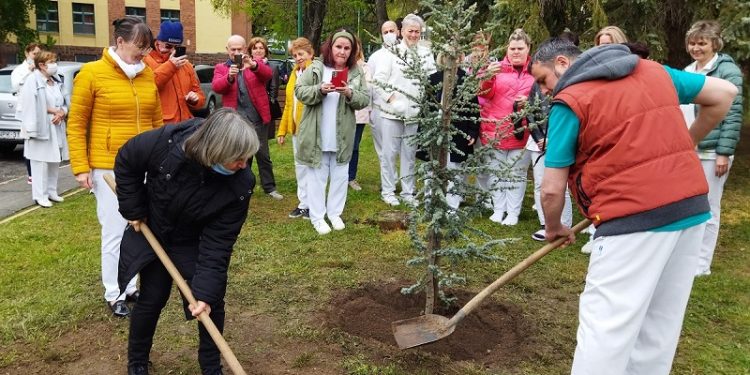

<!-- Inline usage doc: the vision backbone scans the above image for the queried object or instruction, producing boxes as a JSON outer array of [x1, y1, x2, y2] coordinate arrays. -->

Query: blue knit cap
[[157, 21, 183, 44]]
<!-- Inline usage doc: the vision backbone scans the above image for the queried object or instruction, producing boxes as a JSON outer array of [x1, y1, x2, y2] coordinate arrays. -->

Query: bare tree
[[303, 0, 328, 51], [375, 0, 388, 28]]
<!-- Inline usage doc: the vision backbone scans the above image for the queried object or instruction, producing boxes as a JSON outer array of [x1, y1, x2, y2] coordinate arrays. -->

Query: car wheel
[[207, 97, 216, 116], [0, 144, 17, 154]]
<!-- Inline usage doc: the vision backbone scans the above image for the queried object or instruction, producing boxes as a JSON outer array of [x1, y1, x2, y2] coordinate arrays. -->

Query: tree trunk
[[375, 0, 388, 28], [303, 0, 328, 54], [424, 54, 460, 315], [424, 229, 439, 315], [663, 0, 694, 68]]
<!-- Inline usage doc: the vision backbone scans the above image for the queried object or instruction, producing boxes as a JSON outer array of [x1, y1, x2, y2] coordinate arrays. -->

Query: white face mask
[[382, 32, 398, 47], [45, 63, 58, 76]]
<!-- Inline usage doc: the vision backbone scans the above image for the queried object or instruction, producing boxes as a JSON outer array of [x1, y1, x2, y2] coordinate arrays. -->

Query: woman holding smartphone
[[294, 29, 369, 235], [144, 21, 205, 124], [213, 35, 283, 200]]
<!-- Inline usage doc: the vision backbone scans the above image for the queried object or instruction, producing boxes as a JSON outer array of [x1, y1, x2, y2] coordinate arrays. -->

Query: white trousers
[[292, 135, 308, 209], [530, 151, 572, 227], [488, 148, 530, 218], [29, 160, 59, 202], [424, 160, 463, 210], [305, 152, 348, 223], [379, 117, 417, 199], [572, 224, 704, 375], [91, 169, 138, 302], [369, 109, 384, 160], [696, 157, 732, 275]]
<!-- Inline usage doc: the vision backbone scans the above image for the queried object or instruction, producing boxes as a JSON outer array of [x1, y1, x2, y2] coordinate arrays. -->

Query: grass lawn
[[0, 127, 748, 374]]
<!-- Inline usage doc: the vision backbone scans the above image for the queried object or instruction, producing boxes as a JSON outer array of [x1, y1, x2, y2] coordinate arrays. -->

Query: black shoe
[[128, 364, 149, 375], [202, 368, 223, 375], [108, 300, 130, 317], [300, 208, 309, 220], [289, 207, 304, 218], [126, 291, 140, 303]]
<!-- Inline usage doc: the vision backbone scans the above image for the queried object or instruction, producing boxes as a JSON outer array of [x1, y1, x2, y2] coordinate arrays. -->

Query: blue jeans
[[348, 123, 366, 181]]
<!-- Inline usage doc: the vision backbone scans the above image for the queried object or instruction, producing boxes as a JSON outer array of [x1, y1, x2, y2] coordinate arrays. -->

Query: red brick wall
[[107, 0, 126, 45], [0, 44, 19, 68], [180, 0, 196, 53], [52, 45, 104, 61], [145, 0, 161, 40], [231, 8, 252, 38]]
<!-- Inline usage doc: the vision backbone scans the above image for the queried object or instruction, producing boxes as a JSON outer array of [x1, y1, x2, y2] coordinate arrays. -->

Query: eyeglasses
[[163, 43, 177, 50], [134, 45, 152, 55]]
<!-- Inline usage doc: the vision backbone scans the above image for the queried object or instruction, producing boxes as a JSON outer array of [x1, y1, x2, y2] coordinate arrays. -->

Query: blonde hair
[[289, 37, 314, 56], [595, 26, 628, 45], [685, 20, 723, 52], [184, 108, 259, 167], [508, 28, 531, 47], [33, 51, 56, 69], [356, 39, 365, 61]]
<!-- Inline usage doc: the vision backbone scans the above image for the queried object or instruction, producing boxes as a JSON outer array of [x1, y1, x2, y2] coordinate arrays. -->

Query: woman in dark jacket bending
[[114, 108, 259, 375]]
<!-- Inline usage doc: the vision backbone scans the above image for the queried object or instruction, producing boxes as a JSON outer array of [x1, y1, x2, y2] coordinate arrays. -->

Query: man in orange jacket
[[144, 21, 205, 123]]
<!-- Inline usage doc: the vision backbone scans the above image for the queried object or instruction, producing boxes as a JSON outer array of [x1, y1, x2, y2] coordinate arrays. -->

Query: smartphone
[[174, 46, 186, 57], [233, 54, 243, 67], [331, 68, 349, 88]]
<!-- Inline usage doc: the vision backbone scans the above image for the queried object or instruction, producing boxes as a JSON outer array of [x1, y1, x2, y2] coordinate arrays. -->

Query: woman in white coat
[[17, 51, 69, 207]]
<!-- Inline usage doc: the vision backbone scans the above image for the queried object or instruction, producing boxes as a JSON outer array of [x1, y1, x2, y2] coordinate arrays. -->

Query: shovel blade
[[391, 314, 456, 349]]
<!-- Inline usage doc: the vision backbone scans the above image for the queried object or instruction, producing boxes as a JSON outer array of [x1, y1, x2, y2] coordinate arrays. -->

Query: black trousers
[[128, 257, 225, 374], [249, 122, 277, 193]]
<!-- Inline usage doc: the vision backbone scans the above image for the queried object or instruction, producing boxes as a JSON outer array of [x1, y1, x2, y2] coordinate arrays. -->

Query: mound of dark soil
[[324, 281, 538, 365]]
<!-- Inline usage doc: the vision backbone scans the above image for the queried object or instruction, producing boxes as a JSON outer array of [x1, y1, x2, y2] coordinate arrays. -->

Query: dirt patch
[[324, 281, 538, 366], [2, 281, 558, 374]]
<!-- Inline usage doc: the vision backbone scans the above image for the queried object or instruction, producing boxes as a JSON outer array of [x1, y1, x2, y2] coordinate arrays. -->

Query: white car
[[0, 61, 82, 153]]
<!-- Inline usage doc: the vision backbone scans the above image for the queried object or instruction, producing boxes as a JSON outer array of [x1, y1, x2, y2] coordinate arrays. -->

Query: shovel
[[103, 174, 247, 375], [392, 218, 592, 349]]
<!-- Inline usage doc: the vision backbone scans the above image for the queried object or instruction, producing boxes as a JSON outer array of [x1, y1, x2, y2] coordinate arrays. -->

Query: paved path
[[0, 164, 80, 220]]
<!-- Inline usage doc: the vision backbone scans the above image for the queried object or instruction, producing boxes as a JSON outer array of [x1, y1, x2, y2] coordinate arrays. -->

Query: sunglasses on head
[[162, 42, 179, 49]]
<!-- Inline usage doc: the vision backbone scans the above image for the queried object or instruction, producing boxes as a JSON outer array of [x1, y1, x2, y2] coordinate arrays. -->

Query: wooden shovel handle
[[447, 219, 592, 326], [103, 174, 247, 375]]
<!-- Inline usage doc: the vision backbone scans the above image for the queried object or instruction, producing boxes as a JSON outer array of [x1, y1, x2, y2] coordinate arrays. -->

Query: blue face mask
[[211, 163, 236, 175]]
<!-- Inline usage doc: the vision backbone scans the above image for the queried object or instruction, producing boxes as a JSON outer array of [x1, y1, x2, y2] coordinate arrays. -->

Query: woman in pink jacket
[[478, 29, 534, 226]]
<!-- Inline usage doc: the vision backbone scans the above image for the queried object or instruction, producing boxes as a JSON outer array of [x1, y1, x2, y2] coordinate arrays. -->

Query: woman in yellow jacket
[[276, 37, 314, 219], [67, 16, 163, 318]]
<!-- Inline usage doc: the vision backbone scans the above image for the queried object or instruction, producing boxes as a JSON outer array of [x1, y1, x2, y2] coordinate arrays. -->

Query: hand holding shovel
[[103, 174, 247, 375], [392, 219, 592, 349]]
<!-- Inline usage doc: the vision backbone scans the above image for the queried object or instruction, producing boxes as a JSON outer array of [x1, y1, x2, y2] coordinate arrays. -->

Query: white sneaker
[[501, 215, 519, 226], [312, 220, 331, 235], [268, 191, 284, 200], [489, 211, 505, 223], [581, 241, 593, 254], [382, 195, 399, 206], [35, 199, 53, 208], [48, 194, 64, 203], [531, 228, 546, 241], [329, 216, 345, 230], [401, 195, 418, 206]]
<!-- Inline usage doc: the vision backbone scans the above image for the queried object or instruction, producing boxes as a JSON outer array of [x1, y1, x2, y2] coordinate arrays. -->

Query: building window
[[125, 7, 146, 23], [72, 3, 95, 35], [160, 9, 180, 23], [74, 54, 97, 63], [36, 1, 59, 33]]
